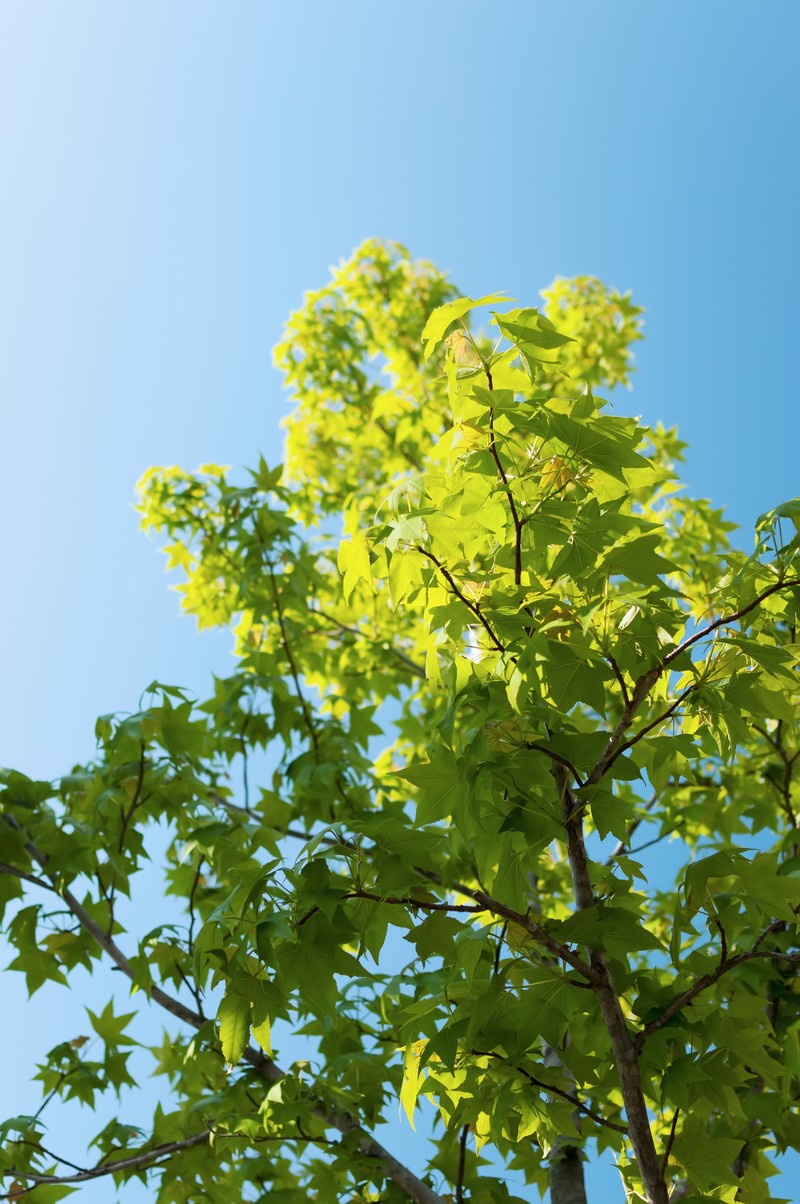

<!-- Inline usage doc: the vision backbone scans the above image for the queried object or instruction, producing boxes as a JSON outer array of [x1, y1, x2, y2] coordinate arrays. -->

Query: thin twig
[[310, 604, 426, 680], [186, 856, 205, 955], [265, 558, 319, 750], [606, 655, 631, 707], [347, 888, 484, 913], [604, 792, 658, 864], [661, 1107, 681, 1176], [524, 742, 587, 789], [486, 395, 524, 587], [493, 920, 508, 977], [604, 823, 684, 864], [118, 742, 147, 854], [414, 546, 506, 654], [664, 578, 800, 666], [474, 1049, 627, 1135], [635, 925, 800, 1052]]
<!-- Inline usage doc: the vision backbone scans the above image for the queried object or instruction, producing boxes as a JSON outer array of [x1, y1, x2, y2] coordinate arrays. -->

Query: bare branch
[[605, 823, 685, 866]]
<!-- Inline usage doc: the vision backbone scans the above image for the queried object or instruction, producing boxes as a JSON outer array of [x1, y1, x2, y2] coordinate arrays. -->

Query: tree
[[1, 239, 799, 1204]]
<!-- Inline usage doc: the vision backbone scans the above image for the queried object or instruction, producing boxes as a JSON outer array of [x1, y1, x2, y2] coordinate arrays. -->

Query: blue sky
[[1, 3, 798, 1200]]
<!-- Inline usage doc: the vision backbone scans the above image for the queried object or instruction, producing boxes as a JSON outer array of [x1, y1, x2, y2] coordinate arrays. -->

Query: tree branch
[[347, 888, 484, 913], [474, 1049, 627, 1135], [310, 604, 426, 679], [604, 792, 658, 864], [414, 546, 507, 654], [661, 1108, 680, 1177], [604, 823, 684, 865], [635, 925, 800, 1053], [587, 578, 800, 792], [0, 860, 55, 891], [486, 397, 524, 587], [464, 887, 599, 983], [524, 741, 587, 789], [265, 558, 319, 751], [552, 764, 670, 1202], [1, 1131, 211, 1196], [663, 578, 800, 667]]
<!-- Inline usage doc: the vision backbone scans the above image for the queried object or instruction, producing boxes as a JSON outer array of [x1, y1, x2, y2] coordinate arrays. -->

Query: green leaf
[[395, 749, 464, 825], [556, 904, 664, 957], [217, 991, 250, 1067], [671, 1115, 743, 1191], [544, 640, 613, 712], [251, 1014, 272, 1055], [420, 294, 510, 360]]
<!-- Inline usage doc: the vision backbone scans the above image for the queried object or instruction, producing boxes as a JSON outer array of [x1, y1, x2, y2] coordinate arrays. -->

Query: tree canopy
[[1, 240, 799, 1204]]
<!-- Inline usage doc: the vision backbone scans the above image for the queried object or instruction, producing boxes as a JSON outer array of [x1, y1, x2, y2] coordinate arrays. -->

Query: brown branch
[[465, 887, 599, 983], [310, 605, 426, 679], [1, 1131, 211, 1196], [661, 1108, 681, 1176], [552, 762, 670, 1201], [663, 578, 800, 667], [585, 667, 662, 789], [415, 546, 506, 654], [614, 688, 695, 763], [524, 741, 587, 788], [474, 1049, 628, 1135], [607, 655, 631, 707], [347, 889, 484, 913], [275, 825, 597, 982], [586, 578, 800, 793], [635, 925, 800, 1053], [0, 861, 55, 891]]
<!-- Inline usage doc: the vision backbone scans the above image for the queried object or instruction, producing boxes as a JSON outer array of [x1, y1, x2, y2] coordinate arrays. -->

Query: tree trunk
[[556, 767, 670, 1204], [549, 1144, 589, 1204], [544, 1041, 588, 1204]]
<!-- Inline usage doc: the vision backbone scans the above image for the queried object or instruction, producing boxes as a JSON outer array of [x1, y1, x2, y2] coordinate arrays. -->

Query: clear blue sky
[[1, 3, 798, 1200]]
